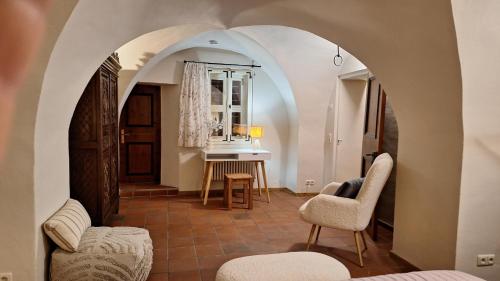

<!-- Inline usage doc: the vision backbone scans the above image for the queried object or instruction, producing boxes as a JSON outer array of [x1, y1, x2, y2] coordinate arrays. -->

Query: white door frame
[[332, 69, 370, 182]]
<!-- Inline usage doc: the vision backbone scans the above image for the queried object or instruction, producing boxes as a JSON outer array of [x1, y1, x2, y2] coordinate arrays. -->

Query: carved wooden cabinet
[[69, 54, 121, 225]]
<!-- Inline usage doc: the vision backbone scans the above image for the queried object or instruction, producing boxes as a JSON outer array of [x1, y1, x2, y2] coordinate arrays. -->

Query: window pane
[[231, 112, 248, 138], [232, 80, 241, 105], [211, 80, 223, 105], [211, 112, 224, 137]]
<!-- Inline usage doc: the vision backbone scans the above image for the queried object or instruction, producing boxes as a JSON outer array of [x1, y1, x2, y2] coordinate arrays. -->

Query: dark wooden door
[[120, 84, 161, 183], [361, 77, 386, 240], [362, 77, 386, 175]]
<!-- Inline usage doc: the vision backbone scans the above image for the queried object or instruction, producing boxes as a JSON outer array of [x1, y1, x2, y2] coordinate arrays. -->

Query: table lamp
[[250, 126, 263, 148]]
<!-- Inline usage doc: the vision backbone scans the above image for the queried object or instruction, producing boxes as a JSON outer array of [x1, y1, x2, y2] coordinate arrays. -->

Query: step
[[119, 185, 178, 199]]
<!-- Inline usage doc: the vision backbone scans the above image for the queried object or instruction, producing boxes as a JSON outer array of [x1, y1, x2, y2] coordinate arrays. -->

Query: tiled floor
[[111, 189, 413, 281]]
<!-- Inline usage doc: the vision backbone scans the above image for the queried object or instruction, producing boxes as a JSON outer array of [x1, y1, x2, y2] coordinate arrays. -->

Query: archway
[[115, 28, 300, 190], [32, 1, 462, 279]]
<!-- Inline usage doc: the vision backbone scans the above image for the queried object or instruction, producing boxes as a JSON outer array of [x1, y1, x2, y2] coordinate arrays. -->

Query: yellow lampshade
[[250, 126, 263, 138]]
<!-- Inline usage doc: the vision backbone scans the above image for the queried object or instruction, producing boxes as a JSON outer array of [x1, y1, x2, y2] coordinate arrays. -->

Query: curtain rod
[[183, 60, 262, 68]]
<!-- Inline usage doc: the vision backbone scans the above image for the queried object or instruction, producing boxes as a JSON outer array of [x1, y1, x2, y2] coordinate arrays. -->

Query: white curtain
[[178, 62, 211, 147]]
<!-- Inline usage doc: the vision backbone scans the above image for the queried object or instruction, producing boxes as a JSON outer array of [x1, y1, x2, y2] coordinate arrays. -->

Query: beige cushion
[[43, 199, 92, 252], [216, 252, 350, 281], [50, 227, 153, 281]]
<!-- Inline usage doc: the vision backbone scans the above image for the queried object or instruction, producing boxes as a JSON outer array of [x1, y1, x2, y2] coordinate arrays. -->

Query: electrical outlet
[[305, 180, 315, 186], [0, 272, 13, 281], [477, 254, 495, 266]]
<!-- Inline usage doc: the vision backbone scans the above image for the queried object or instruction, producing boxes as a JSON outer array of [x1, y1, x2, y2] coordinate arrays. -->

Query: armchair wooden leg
[[315, 226, 322, 244], [360, 230, 368, 253], [306, 224, 317, 250], [354, 231, 364, 267]]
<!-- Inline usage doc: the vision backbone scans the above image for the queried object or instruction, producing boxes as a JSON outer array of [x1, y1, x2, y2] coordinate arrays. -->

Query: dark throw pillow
[[334, 177, 365, 199]]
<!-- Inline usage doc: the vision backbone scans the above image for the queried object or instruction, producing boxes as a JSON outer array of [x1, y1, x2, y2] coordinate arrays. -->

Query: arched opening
[[66, 24, 404, 272], [116, 46, 293, 197], [30, 1, 463, 279]]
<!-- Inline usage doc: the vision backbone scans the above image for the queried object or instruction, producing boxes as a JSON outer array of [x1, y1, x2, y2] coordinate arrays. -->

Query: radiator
[[212, 161, 256, 181]]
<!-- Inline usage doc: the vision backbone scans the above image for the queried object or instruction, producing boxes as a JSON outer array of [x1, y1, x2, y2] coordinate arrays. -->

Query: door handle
[[364, 152, 379, 158], [120, 129, 130, 144]]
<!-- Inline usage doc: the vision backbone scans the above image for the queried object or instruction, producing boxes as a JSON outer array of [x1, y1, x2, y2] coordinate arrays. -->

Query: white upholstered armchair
[[299, 153, 393, 266]]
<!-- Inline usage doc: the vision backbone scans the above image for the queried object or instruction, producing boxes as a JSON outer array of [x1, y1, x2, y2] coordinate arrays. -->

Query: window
[[209, 69, 253, 143]]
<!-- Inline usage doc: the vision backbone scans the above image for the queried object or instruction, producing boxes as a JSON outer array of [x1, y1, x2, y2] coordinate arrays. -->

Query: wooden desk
[[200, 148, 271, 205]]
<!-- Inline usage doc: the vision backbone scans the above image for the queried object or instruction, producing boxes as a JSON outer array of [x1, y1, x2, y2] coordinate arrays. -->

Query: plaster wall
[[0, 1, 78, 280], [143, 48, 289, 190], [223, 26, 342, 192], [452, 0, 500, 279]]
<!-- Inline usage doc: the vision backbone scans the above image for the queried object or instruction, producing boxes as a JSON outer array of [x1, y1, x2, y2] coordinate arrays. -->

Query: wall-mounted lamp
[[334, 45, 343, 66]]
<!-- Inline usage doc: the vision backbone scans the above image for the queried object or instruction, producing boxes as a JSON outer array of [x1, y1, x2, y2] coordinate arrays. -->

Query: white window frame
[[208, 68, 253, 144]]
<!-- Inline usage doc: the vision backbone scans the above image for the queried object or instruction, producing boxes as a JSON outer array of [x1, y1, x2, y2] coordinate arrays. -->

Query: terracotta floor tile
[[151, 259, 169, 274], [210, 218, 233, 226], [192, 226, 216, 237], [146, 224, 169, 233], [214, 226, 239, 235], [195, 244, 224, 257], [200, 268, 218, 281], [194, 235, 219, 246], [169, 246, 196, 260], [123, 218, 145, 227], [197, 255, 228, 270], [220, 242, 252, 255], [147, 273, 169, 281], [168, 257, 199, 272], [146, 213, 168, 225], [216, 232, 243, 242], [168, 227, 193, 237], [152, 237, 168, 249], [168, 237, 194, 248], [154, 248, 168, 263], [168, 270, 201, 281], [150, 230, 168, 239]]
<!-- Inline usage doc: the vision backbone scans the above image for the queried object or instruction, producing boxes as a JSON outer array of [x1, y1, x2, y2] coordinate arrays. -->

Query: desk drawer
[[238, 153, 271, 161]]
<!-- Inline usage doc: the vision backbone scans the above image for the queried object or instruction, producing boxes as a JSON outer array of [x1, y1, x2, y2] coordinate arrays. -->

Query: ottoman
[[50, 226, 153, 281], [215, 252, 350, 281]]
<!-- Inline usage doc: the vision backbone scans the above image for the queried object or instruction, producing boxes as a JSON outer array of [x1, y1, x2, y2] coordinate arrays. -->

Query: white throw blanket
[[351, 270, 485, 281]]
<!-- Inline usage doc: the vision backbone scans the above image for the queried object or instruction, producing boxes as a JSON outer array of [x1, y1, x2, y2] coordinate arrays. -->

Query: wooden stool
[[224, 173, 254, 210]]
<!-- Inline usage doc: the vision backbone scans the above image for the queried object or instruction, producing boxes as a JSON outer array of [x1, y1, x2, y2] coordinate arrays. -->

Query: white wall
[[143, 48, 289, 191], [452, 0, 500, 279], [237, 27, 342, 192]]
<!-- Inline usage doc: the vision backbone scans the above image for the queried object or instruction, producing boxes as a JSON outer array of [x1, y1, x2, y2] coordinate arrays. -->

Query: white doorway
[[333, 71, 368, 182]]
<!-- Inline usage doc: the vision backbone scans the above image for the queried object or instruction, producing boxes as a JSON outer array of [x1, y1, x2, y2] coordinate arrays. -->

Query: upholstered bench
[[216, 252, 485, 281], [44, 199, 153, 281], [215, 252, 351, 281]]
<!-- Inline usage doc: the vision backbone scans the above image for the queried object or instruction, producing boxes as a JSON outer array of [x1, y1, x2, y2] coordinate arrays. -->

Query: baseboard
[[388, 251, 420, 271], [378, 219, 394, 230], [178, 187, 287, 197], [281, 188, 319, 197]]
